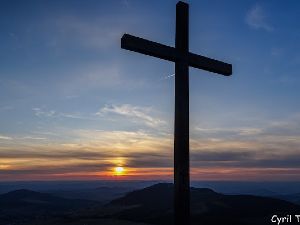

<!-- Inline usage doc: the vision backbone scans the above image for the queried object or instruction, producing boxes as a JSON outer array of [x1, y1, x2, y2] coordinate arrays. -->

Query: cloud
[[0, 129, 173, 180], [70, 129, 172, 153], [191, 151, 254, 163], [0, 147, 110, 160], [33, 108, 56, 117], [0, 135, 13, 140], [20, 136, 47, 140], [246, 4, 273, 31], [32, 107, 91, 120], [3, 112, 300, 180], [0, 134, 47, 142], [194, 126, 263, 138], [1, 123, 300, 180], [97, 104, 166, 128], [190, 149, 300, 169]]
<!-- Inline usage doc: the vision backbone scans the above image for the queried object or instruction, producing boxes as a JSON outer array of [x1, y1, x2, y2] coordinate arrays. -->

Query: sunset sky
[[1, 0, 300, 181]]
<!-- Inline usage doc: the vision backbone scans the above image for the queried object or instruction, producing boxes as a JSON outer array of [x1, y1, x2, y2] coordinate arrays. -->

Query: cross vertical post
[[174, 2, 190, 225], [121, 1, 232, 225]]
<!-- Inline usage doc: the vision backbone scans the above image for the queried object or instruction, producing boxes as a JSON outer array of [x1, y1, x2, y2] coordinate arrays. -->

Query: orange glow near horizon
[[3, 127, 300, 182], [2, 166, 300, 181]]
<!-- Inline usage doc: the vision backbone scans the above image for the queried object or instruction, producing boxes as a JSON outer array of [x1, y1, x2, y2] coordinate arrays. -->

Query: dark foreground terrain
[[1, 183, 300, 225]]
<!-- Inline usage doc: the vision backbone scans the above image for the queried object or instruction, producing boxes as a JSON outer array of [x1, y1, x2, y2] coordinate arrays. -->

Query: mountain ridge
[[107, 183, 300, 225], [1, 184, 300, 225]]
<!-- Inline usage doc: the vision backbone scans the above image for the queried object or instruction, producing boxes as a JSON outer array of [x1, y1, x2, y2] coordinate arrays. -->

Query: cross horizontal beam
[[189, 52, 231, 75], [121, 34, 232, 76], [121, 34, 177, 62]]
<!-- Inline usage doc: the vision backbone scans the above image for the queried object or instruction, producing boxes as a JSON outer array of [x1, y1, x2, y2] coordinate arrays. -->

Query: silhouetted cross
[[121, 1, 232, 225]]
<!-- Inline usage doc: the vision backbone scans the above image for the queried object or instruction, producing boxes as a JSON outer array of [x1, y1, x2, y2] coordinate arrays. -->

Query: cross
[[121, 1, 232, 225]]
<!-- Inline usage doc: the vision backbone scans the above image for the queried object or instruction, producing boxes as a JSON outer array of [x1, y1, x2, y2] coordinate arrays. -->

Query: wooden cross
[[121, 1, 232, 225]]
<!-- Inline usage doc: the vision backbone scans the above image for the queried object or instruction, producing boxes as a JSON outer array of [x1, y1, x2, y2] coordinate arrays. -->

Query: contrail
[[160, 73, 175, 80]]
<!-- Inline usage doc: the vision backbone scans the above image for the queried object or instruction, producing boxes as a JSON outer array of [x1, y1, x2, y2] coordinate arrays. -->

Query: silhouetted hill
[[110, 183, 174, 210], [274, 192, 300, 205], [48, 186, 131, 203], [107, 183, 300, 225], [0, 188, 99, 208], [0, 189, 100, 224], [1, 185, 300, 225]]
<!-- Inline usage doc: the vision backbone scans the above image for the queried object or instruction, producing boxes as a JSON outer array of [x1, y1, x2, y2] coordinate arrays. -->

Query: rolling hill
[[1, 184, 300, 225], [107, 183, 300, 225], [0, 189, 100, 224]]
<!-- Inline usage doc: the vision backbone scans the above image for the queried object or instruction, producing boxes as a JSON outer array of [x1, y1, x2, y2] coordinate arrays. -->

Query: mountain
[[0, 189, 100, 224], [273, 192, 300, 205], [2, 184, 300, 225], [107, 183, 300, 225], [48, 186, 131, 203], [226, 188, 278, 197]]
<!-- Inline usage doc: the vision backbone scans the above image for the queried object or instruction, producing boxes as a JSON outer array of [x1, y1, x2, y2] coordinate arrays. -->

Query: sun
[[114, 166, 125, 175]]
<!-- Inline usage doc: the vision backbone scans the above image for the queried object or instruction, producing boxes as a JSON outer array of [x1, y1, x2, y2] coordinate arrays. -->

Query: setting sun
[[114, 166, 125, 175]]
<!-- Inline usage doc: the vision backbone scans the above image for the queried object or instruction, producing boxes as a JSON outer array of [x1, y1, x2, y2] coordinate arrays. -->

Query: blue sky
[[1, 0, 300, 181]]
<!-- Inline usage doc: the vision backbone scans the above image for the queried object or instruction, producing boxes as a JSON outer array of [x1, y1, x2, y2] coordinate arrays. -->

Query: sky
[[1, 0, 300, 181]]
